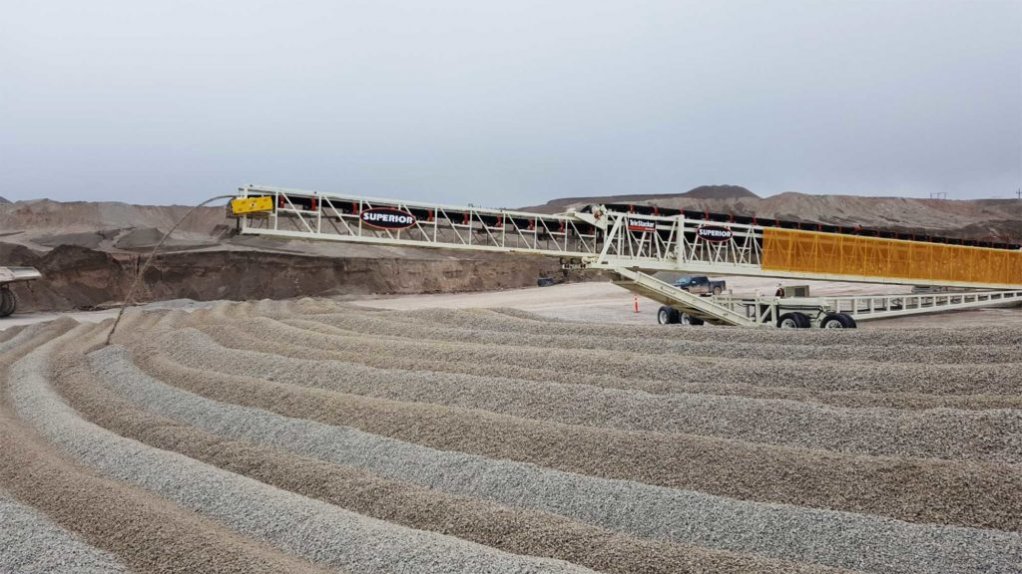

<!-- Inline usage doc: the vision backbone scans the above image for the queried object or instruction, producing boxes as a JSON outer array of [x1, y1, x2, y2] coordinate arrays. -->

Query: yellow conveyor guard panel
[[761, 228, 1022, 287]]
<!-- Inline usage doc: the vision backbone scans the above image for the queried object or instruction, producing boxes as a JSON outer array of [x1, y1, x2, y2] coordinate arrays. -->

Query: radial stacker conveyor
[[230, 184, 1022, 328]]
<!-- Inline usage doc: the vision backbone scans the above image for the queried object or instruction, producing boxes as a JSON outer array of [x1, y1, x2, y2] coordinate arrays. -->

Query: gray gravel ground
[[3, 299, 1021, 574], [0, 490, 130, 574], [136, 329, 1022, 532], [89, 345, 1022, 574]]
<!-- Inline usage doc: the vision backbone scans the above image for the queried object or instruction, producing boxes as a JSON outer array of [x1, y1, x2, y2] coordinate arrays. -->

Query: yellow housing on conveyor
[[761, 228, 1022, 287], [230, 196, 274, 215]]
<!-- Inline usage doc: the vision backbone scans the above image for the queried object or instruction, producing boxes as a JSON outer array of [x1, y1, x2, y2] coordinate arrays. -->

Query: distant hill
[[0, 196, 10, 204], [677, 185, 758, 200], [521, 185, 758, 213]]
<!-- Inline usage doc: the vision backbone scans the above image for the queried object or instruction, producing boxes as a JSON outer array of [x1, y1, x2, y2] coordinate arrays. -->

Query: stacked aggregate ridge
[[1, 298, 1021, 573]]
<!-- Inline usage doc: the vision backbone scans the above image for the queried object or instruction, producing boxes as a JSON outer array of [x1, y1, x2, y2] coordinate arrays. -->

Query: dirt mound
[[111, 226, 220, 251], [0, 199, 225, 235], [33, 228, 123, 250], [1, 303, 1019, 573]]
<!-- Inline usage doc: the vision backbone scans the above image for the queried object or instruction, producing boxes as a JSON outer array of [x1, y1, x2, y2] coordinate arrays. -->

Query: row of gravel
[[151, 304, 1022, 401], [149, 327, 1022, 463], [296, 309, 1022, 364], [0, 489, 130, 574], [189, 318, 1022, 411], [134, 333, 1022, 532], [214, 314, 1022, 396], [8, 326, 595, 574], [57, 344, 845, 574], [391, 306, 1022, 347], [87, 344, 1022, 574]]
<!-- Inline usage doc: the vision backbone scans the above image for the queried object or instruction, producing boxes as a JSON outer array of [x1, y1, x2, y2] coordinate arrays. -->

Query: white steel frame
[[239, 185, 598, 256]]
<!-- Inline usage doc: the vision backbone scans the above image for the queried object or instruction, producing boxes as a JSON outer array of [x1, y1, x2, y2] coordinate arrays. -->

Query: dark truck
[[673, 275, 726, 296]]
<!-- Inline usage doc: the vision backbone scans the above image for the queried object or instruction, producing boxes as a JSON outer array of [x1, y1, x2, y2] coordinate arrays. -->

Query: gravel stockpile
[[3, 299, 1021, 573], [0, 490, 129, 574], [8, 326, 593, 574]]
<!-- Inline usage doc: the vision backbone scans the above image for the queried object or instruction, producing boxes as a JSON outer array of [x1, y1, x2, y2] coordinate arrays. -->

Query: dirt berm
[[0, 243, 572, 313]]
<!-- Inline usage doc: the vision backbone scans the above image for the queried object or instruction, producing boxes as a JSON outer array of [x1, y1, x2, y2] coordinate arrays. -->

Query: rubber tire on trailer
[[657, 306, 680, 325], [836, 312, 857, 329], [680, 312, 704, 326], [0, 290, 17, 318], [821, 313, 848, 329], [777, 312, 810, 329]]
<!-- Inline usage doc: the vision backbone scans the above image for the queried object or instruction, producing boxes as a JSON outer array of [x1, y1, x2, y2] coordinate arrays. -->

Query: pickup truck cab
[[673, 275, 726, 296]]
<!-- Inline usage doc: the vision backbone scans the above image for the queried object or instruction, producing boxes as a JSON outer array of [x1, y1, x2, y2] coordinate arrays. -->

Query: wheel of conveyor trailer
[[821, 313, 846, 329], [0, 289, 17, 318], [680, 312, 704, 326], [837, 312, 857, 328], [821, 312, 858, 329], [777, 312, 810, 329], [657, 306, 680, 325]]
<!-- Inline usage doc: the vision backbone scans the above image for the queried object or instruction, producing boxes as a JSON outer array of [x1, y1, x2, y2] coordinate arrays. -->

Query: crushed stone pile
[[2, 299, 1021, 573]]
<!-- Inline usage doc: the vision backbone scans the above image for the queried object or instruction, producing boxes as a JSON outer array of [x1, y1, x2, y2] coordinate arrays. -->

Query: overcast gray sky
[[2, 0, 1020, 206]]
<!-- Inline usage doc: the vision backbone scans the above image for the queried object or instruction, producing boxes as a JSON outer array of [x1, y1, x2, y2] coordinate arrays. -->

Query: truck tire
[[777, 312, 810, 329], [680, 312, 704, 326], [657, 306, 680, 325], [712, 286, 723, 296], [0, 289, 17, 318]]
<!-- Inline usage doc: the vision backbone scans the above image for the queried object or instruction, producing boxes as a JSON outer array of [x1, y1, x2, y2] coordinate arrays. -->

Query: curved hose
[[105, 194, 235, 345]]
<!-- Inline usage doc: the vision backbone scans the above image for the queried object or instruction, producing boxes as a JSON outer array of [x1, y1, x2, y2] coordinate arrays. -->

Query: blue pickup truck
[[673, 276, 726, 296]]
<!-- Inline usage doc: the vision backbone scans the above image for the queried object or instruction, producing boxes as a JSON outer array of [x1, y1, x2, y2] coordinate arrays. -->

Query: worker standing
[[775, 283, 786, 298]]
